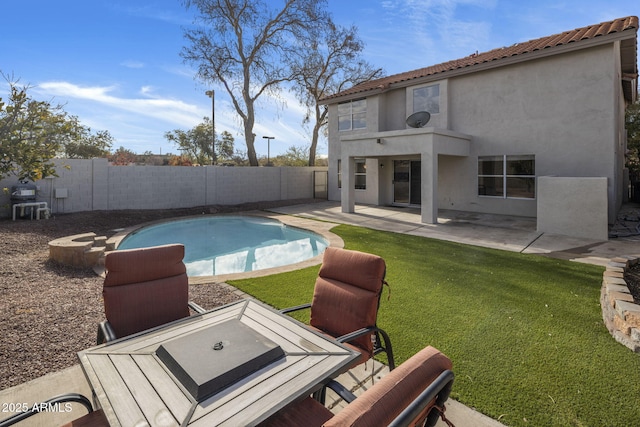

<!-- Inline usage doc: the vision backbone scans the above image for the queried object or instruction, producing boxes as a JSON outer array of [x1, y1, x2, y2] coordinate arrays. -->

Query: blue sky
[[2, 1, 638, 157]]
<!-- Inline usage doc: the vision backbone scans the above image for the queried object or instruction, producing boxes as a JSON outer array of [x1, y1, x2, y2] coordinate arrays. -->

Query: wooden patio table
[[78, 298, 357, 427]]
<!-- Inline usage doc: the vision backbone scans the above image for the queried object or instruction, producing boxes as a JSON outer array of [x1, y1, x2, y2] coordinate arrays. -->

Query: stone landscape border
[[48, 232, 112, 268], [601, 255, 640, 352]]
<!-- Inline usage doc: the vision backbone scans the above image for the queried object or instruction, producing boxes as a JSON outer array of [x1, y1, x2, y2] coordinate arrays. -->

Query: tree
[[217, 130, 235, 162], [0, 76, 78, 181], [164, 118, 236, 165], [164, 117, 215, 165], [626, 98, 640, 183], [168, 155, 194, 166], [63, 123, 113, 159], [273, 144, 310, 166], [289, 20, 383, 166], [181, 0, 327, 166], [109, 146, 137, 165]]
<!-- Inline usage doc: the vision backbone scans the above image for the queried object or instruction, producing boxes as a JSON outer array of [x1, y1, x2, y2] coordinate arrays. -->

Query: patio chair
[[258, 345, 454, 427], [281, 247, 395, 370], [97, 243, 206, 344], [0, 394, 108, 426]]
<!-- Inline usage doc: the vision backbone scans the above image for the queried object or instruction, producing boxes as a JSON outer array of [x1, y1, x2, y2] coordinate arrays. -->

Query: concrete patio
[[269, 201, 640, 267]]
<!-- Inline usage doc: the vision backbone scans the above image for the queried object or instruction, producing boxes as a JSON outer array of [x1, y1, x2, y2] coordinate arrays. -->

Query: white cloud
[[121, 60, 145, 69], [140, 86, 158, 97], [37, 81, 201, 127], [26, 80, 314, 155], [362, 0, 497, 71]]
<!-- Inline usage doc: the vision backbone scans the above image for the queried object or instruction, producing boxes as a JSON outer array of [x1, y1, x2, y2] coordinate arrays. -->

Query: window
[[355, 159, 366, 190], [413, 84, 439, 114], [337, 158, 366, 190], [478, 155, 535, 199], [338, 99, 366, 131]]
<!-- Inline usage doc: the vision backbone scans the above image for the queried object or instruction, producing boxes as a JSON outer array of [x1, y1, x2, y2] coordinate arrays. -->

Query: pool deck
[[267, 201, 640, 267], [3, 201, 639, 426]]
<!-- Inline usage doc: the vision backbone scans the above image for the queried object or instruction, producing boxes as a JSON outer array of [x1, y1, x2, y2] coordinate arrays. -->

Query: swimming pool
[[116, 216, 329, 276]]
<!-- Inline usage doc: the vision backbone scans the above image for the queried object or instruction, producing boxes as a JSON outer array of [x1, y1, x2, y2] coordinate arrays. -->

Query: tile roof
[[322, 16, 638, 102]]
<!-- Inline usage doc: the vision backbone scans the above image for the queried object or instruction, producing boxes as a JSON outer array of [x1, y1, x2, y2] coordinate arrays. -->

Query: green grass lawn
[[229, 224, 640, 427]]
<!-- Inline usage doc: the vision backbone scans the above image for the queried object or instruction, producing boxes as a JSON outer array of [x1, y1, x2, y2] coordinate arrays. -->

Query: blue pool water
[[117, 216, 329, 276]]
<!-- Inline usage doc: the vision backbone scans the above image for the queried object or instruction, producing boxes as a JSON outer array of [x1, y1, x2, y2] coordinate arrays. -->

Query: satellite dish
[[406, 111, 431, 128]]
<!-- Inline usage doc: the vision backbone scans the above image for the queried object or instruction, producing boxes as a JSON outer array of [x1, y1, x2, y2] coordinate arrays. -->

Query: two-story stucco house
[[321, 16, 638, 240]]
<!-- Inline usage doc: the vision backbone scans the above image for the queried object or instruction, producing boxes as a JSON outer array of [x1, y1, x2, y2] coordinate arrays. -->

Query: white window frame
[[338, 99, 366, 131], [412, 84, 440, 114], [354, 158, 366, 190], [478, 155, 536, 199], [337, 158, 366, 190], [406, 80, 447, 127]]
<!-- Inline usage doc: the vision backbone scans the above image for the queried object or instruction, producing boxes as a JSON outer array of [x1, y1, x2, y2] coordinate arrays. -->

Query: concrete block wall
[[280, 168, 317, 200], [0, 159, 327, 217], [92, 159, 109, 210], [213, 166, 281, 205], [106, 164, 207, 210]]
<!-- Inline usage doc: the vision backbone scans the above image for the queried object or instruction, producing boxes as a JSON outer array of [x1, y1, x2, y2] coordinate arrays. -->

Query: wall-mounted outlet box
[[55, 188, 68, 199]]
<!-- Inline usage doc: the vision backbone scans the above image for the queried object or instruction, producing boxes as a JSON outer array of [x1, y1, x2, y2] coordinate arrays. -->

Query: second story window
[[413, 84, 439, 114], [338, 99, 366, 131]]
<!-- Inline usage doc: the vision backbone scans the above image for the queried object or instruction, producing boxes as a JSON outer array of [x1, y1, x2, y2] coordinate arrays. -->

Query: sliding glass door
[[393, 160, 421, 205]]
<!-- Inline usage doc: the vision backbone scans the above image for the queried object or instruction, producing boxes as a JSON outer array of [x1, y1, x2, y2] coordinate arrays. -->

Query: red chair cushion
[[258, 346, 452, 427], [104, 244, 186, 286], [317, 247, 386, 292], [324, 346, 453, 427], [310, 248, 386, 353], [103, 276, 190, 337], [60, 409, 109, 427], [258, 396, 333, 426], [103, 244, 190, 338]]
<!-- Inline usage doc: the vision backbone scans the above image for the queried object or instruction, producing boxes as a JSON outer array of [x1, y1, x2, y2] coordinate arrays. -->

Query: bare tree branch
[[288, 20, 384, 165], [181, 0, 327, 165]]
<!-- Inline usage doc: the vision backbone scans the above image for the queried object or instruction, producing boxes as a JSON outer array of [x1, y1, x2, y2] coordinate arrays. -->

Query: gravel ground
[[624, 264, 640, 303], [0, 199, 320, 390]]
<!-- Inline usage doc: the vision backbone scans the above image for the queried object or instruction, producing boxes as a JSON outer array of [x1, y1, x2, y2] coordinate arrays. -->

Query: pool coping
[[101, 210, 343, 284]]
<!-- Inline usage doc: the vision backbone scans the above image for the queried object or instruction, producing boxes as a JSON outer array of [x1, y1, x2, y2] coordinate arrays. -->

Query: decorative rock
[[604, 276, 628, 286], [610, 291, 635, 305], [606, 284, 631, 294], [614, 315, 631, 335], [611, 257, 630, 266], [603, 270, 624, 278]]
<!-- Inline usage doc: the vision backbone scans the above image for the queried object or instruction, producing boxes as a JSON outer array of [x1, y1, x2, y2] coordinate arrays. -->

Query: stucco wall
[[537, 176, 609, 241], [326, 42, 623, 224], [0, 159, 327, 217], [447, 44, 618, 220]]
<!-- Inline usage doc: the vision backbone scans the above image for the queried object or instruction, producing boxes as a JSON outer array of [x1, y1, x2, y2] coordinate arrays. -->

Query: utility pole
[[262, 136, 274, 166], [205, 90, 215, 165]]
